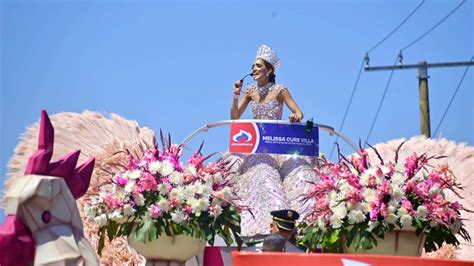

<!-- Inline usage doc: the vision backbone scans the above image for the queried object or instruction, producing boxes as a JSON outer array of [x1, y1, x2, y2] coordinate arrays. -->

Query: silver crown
[[255, 44, 280, 70]]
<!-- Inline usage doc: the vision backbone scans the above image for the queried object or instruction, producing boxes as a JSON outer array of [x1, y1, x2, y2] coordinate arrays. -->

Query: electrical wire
[[365, 56, 398, 144], [329, 1, 426, 160], [433, 56, 473, 137], [367, 0, 425, 53], [364, 0, 466, 144], [401, 0, 466, 51], [329, 58, 364, 160]]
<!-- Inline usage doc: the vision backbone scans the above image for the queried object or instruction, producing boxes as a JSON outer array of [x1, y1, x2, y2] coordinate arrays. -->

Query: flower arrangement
[[84, 139, 242, 254], [299, 142, 471, 253]]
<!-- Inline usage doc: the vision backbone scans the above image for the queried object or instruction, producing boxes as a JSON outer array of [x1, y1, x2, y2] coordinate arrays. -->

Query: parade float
[[1, 110, 473, 265]]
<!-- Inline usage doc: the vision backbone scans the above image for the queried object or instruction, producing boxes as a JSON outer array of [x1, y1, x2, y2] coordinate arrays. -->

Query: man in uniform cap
[[269, 209, 304, 252], [244, 209, 305, 252]]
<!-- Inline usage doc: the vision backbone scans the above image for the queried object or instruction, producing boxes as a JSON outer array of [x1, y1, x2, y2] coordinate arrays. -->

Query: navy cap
[[270, 209, 300, 231]]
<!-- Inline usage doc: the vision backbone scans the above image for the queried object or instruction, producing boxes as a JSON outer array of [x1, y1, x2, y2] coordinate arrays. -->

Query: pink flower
[[184, 205, 193, 215], [115, 176, 128, 186], [213, 191, 224, 200], [401, 199, 413, 212], [369, 209, 379, 220], [104, 194, 124, 209], [170, 197, 180, 208], [183, 173, 194, 183], [125, 155, 140, 170], [450, 201, 461, 212], [187, 152, 204, 167], [404, 180, 417, 192], [150, 205, 162, 218], [139, 173, 157, 192]]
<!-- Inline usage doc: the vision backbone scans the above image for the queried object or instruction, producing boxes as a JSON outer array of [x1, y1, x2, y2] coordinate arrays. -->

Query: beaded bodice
[[249, 83, 284, 120]]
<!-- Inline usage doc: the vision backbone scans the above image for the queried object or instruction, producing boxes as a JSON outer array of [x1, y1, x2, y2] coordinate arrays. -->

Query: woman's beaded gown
[[229, 83, 319, 239]]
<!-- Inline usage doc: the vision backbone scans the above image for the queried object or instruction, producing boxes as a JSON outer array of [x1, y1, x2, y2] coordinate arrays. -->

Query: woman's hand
[[289, 112, 303, 123], [234, 80, 243, 95]]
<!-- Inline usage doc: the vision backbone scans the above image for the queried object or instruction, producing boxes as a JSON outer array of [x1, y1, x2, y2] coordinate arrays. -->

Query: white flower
[[332, 204, 347, 220], [182, 185, 196, 200], [160, 161, 175, 176], [129, 170, 142, 180], [109, 210, 124, 222], [209, 205, 222, 217], [346, 201, 356, 210], [170, 186, 185, 202], [149, 161, 162, 173], [430, 220, 438, 227], [115, 189, 126, 200], [169, 171, 183, 185], [348, 210, 366, 224], [387, 205, 397, 214], [187, 198, 198, 212], [400, 214, 413, 227], [202, 174, 213, 185], [381, 166, 391, 175], [317, 217, 327, 231], [362, 188, 377, 203], [212, 172, 222, 183], [84, 204, 95, 219], [388, 199, 399, 209], [221, 187, 232, 201], [360, 173, 370, 186], [123, 204, 135, 216], [94, 214, 108, 226], [391, 172, 405, 186], [339, 182, 352, 194], [416, 205, 428, 218], [386, 214, 398, 224], [366, 167, 377, 176], [329, 215, 343, 228], [171, 210, 186, 224], [133, 193, 145, 206], [125, 180, 136, 193], [157, 183, 168, 195], [391, 188, 404, 201], [397, 207, 408, 217], [429, 185, 440, 196], [328, 191, 338, 206], [367, 221, 379, 232], [158, 199, 170, 212], [184, 164, 197, 176], [199, 184, 212, 197], [196, 198, 209, 212], [356, 202, 370, 214]]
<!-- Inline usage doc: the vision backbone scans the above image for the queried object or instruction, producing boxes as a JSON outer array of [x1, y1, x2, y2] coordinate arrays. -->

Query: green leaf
[[97, 228, 106, 256], [107, 221, 119, 241]]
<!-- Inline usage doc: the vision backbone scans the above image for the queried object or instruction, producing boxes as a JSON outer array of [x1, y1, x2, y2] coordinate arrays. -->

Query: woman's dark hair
[[262, 60, 276, 83]]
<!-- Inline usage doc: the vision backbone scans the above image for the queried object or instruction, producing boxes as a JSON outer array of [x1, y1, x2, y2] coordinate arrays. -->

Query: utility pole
[[364, 57, 474, 138]]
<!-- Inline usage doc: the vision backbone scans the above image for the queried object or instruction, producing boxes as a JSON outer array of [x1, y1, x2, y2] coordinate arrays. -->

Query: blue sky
[[1, 0, 472, 222]]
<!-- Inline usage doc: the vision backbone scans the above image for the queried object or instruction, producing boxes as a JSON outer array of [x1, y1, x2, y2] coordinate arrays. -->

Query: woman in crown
[[229, 44, 318, 241]]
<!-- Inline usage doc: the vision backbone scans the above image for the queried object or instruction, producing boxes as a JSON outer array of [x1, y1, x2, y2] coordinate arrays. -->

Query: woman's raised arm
[[230, 81, 253, 119]]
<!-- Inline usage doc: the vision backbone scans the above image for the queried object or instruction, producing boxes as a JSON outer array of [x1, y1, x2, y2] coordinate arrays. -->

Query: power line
[[328, 58, 364, 159], [401, 0, 466, 51], [329, 2, 425, 159], [364, 0, 467, 143], [365, 57, 398, 144], [433, 56, 473, 137], [367, 0, 425, 53]]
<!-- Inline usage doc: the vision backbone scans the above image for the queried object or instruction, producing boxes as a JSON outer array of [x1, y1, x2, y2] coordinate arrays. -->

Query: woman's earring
[[266, 73, 270, 77]]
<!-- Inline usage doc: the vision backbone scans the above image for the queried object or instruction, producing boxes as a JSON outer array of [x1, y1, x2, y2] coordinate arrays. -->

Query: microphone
[[240, 72, 254, 82]]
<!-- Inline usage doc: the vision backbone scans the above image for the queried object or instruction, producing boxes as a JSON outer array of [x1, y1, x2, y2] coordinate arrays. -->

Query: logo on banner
[[229, 122, 259, 153], [232, 130, 253, 142]]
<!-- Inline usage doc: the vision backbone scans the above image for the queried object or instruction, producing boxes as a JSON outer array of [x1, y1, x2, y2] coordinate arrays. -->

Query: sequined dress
[[228, 83, 319, 239]]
